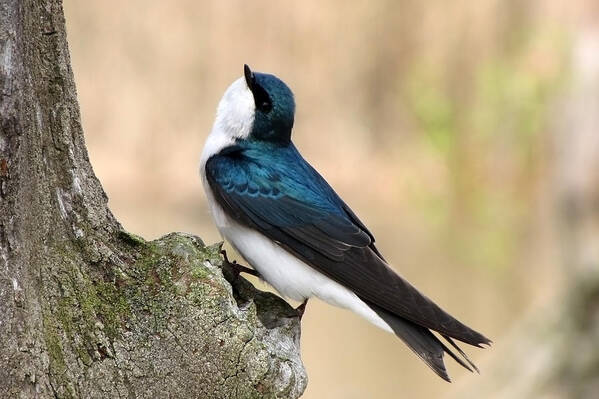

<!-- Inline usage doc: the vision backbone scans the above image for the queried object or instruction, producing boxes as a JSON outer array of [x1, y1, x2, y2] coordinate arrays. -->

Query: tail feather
[[442, 334, 480, 373], [365, 300, 481, 381]]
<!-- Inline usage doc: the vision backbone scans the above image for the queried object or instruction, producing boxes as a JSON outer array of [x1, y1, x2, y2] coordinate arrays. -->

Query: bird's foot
[[220, 249, 260, 278], [295, 299, 309, 320]]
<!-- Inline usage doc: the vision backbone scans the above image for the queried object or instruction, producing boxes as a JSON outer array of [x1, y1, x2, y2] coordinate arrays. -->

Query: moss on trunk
[[0, 1, 306, 397]]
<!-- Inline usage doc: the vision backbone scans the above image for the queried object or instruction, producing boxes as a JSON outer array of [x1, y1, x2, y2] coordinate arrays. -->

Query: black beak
[[244, 64, 255, 91]]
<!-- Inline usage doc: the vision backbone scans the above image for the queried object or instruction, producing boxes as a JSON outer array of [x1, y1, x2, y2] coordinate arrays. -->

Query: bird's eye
[[259, 100, 272, 112], [253, 84, 273, 113]]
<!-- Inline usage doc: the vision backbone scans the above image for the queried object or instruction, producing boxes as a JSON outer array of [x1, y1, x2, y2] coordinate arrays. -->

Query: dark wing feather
[[207, 146, 372, 262], [206, 144, 491, 350], [365, 299, 481, 381]]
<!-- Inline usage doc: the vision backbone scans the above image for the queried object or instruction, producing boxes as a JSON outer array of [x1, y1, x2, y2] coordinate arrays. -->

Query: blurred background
[[63, 1, 599, 398]]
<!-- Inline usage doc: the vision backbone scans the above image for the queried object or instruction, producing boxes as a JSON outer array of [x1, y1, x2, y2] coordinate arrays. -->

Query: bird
[[199, 64, 491, 381]]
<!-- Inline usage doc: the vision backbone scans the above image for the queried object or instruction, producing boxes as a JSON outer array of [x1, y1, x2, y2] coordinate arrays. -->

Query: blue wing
[[205, 142, 489, 350], [206, 143, 379, 262]]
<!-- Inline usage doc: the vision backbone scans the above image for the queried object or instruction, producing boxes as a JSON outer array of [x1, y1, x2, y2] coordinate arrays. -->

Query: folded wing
[[205, 143, 490, 376]]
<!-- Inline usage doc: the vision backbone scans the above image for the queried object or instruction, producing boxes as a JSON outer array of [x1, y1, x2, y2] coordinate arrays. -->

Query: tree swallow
[[200, 65, 490, 381]]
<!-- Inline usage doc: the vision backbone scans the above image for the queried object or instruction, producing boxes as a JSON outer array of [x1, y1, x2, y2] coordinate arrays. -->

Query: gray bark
[[0, 1, 306, 398]]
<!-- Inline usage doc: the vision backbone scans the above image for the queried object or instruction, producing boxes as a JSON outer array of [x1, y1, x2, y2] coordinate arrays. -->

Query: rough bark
[[0, 1, 306, 398]]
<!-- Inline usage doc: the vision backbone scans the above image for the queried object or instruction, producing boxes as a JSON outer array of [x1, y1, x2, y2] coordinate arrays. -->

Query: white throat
[[198, 73, 393, 335], [199, 77, 255, 170]]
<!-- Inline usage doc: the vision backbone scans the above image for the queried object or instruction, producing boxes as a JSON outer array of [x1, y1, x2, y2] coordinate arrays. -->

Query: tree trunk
[[0, 1, 306, 398]]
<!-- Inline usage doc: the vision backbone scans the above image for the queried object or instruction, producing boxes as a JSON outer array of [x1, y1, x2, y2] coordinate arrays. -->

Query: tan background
[[63, 1, 592, 397]]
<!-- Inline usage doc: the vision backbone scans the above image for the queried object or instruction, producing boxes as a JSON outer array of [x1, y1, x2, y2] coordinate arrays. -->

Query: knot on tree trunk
[[0, 1, 306, 397], [42, 232, 307, 398]]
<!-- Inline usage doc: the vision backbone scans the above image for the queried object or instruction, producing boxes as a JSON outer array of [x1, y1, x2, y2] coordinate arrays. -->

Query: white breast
[[200, 176, 391, 333], [199, 73, 392, 333]]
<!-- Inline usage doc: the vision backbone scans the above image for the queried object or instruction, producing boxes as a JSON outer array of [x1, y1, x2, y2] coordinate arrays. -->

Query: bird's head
[[212, 65, 295, 146]]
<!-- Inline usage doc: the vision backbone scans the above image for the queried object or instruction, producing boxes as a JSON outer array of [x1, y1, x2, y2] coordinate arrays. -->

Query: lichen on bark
[[45, 232, 306, 399], [0, 1, 306, 398]]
